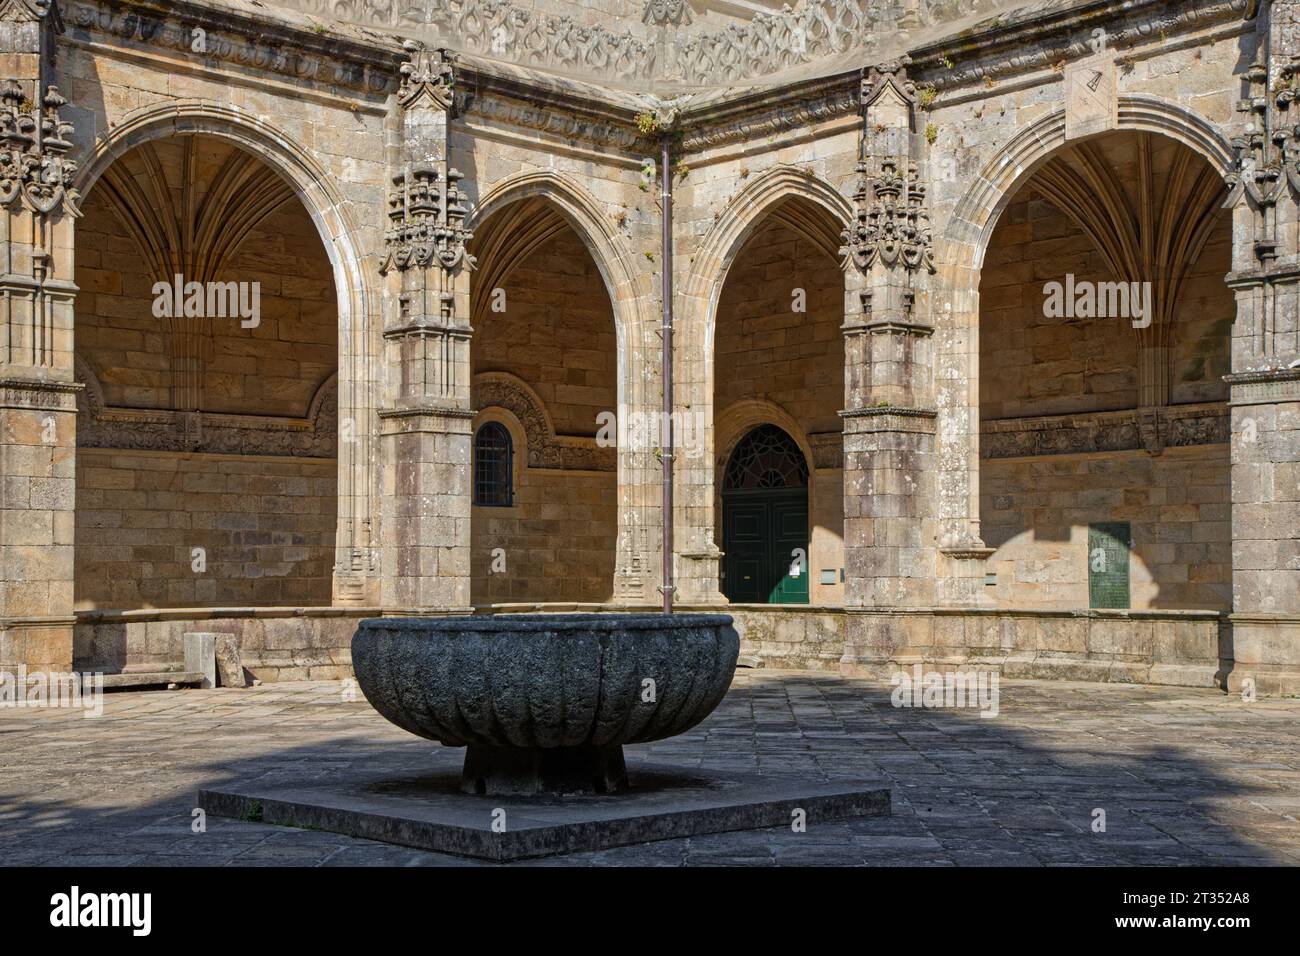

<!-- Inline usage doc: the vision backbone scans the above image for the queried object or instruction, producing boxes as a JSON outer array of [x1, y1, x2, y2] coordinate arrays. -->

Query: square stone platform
[[198, 760, 891, 861]]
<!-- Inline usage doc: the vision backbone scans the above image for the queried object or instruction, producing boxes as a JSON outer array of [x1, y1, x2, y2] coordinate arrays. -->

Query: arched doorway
[[721, 425, 810, 604]]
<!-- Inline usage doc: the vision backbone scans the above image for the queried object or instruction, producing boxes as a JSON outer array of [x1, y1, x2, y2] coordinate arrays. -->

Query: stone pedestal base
[[198, 756, 891, 861], [462, 744, 628, 796]]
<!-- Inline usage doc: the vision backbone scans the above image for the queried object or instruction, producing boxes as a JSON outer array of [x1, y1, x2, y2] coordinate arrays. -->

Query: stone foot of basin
[[461, 743, 628, 795]]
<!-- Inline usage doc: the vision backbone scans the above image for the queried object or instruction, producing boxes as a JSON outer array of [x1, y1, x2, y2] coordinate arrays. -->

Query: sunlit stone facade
[[1, 0, 1296, 693]]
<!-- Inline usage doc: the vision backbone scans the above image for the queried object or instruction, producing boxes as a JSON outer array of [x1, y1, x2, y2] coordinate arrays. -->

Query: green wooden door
[[769, 491, 809, 604], [721, 424, 811, 606], [722, 489, 809, 604], [1088, 522, 1131, 609]]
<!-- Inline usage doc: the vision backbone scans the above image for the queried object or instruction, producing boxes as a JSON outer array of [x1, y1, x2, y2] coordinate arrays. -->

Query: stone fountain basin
[[351, 613, 739, 795]]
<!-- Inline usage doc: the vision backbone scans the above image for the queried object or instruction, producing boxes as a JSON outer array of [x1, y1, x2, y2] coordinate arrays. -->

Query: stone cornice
[[907, 0, 1252, 90], [841, 405, 938, 435], [63, 0, 402, 95], [378, 403, 477, 420], [60, 0, 1254, 153], [1224, 367, 1300, 385], [676, 73, 859, 152], [1224, 367, 1300, 405], [459, 69, 645, 153]]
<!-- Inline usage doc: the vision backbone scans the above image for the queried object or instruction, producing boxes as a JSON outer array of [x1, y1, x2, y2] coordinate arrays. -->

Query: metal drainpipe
[[660, 133, 675, 615]]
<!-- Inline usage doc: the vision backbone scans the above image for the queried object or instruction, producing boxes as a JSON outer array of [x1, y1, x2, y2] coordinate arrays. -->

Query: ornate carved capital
[[0, 79, 78, 215], [841, 158, 935, 274], [382, 163, 475, 276], [841, 59, 934, 277]]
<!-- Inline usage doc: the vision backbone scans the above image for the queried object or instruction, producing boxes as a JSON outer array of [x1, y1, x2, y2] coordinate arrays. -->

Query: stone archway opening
[[72, 133, 340, 617], [712, 195, 845, 607], [976, 129, 1232, 611], [468, 197, 618, 606]]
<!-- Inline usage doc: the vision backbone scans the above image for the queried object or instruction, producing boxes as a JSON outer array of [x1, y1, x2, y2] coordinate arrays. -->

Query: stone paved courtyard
[[2, 671, 1298, 867]]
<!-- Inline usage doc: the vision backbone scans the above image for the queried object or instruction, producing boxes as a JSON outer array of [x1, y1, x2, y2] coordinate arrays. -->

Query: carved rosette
[[0, 79, 78, 215], [642, 0, 692, 27]]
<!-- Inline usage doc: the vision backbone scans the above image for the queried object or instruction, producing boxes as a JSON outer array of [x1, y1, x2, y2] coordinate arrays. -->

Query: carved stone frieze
[[75, 358, 338, 458], [679, 81, 859, 151], [806, 431, 843, 470], [980, 404, 1230, 460], [642, 0, 691, 28], [908, 0, 1249, 91]]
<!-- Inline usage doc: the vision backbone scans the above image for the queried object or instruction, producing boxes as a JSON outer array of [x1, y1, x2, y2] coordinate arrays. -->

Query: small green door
[[721, 425, 810, 606], [723, 489, 809, 604], [1088, 522, 1131, 609]]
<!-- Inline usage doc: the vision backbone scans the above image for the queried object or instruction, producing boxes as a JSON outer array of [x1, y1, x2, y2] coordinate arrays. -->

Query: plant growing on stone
[[917, 85, 938, 109], [926, 122, 939, 145], [636, 112, 659, 136]]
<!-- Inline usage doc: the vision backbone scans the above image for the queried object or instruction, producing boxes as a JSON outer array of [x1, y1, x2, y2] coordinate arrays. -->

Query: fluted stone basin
[[352, 613, 740, 796]]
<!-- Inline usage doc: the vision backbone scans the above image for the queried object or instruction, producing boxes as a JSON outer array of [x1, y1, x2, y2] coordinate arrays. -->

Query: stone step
[[100, 672, 205, 690]]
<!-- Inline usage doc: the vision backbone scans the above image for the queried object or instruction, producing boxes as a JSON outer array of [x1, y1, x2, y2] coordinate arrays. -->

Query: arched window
[[473, 422, 513, 507], [724, 424, 808, 491]]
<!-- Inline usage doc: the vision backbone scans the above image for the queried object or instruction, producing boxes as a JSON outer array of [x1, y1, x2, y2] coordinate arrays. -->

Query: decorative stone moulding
[[352, 614, 740, 795]]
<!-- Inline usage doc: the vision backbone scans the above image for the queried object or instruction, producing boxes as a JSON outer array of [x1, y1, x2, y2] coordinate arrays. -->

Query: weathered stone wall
[[74, 450, 337, 610], [841, 607, 1227, 689], [714, 220, 843, 437], [468, 225, 619, 604], [473, 227, 616, 437], [981, 446, 1231, 610], [74, 137, 338, 418], [1, 0, 1289, 692], [471, 464, 617, 604], [672, 113, 861, 604], [73, 607, 368, 682]]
